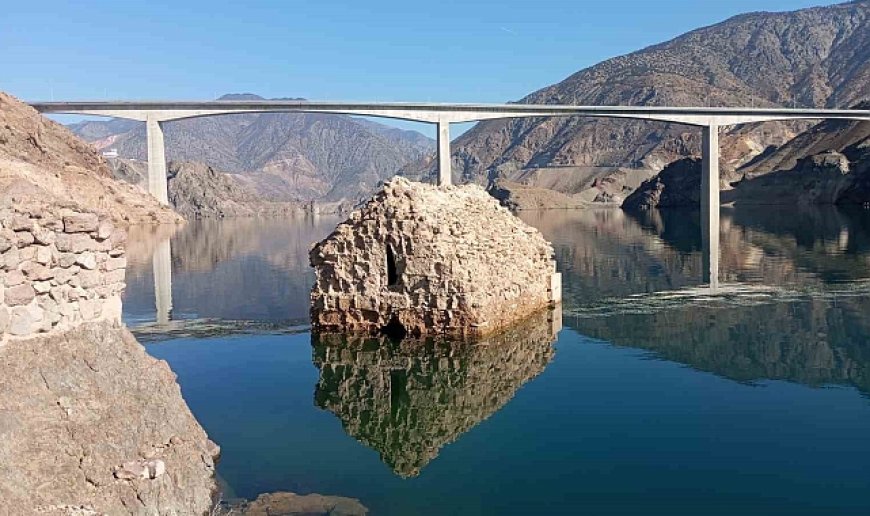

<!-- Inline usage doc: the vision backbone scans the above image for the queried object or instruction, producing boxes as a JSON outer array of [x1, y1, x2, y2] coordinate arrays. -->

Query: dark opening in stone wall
[[386, 244, 399, 286]]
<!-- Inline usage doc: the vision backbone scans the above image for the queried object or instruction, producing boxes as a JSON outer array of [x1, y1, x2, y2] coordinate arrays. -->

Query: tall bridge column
[[436, 119, 451, 186], [145, 115, 169, 205], [701, 124, 720, 291]]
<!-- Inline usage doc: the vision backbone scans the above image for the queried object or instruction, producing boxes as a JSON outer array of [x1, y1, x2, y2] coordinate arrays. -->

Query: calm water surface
[[124, 207, 870, 515]]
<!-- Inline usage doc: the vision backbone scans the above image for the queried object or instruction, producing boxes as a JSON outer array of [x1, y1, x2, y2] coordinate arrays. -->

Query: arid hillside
[[0, 92, 180, 225], [70, 93, 434, 205], [408, 1, 869, 204]]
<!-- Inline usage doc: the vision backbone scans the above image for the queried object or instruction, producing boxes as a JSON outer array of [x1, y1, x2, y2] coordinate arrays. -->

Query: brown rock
[[56, 233, 97, 253], [2, 248, 20, 270], [5, 284, 35, 306], [14, 231, 35, 248], [8, 306, 35, 335], [205, 439, 221, 459], [0, 307, 8, 333], [96, 221, 114, 241], [0, 234, 12, 253], [4, 269, 25, 287], [114, 461, 149, 480], [62, 213, 99, 233], [103, 257, 126, 271], [32, 226, 57, 245], [21, 261, 54, 281], [75, 252, 97, 270], [8, 215, 33, 232], [0, 322, 216, 513], [35, 245, 52, 265]]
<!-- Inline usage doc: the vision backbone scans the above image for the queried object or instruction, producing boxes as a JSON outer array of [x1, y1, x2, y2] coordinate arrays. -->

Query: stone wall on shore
[[1, 206, 127, 344]]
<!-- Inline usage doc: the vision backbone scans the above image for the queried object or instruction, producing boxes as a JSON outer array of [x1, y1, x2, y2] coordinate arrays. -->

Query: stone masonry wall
[[1, 207, 126, 344], [310, 177, 561, 337]]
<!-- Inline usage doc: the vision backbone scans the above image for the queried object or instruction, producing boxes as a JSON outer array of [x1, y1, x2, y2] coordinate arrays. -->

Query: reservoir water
[[123, 207, 870, 515]]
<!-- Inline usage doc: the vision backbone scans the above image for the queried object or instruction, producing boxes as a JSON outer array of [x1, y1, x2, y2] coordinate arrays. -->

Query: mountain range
[[69, 94, 433, 204], [68, 1, 869, 211], [407, 0, 869, 203]]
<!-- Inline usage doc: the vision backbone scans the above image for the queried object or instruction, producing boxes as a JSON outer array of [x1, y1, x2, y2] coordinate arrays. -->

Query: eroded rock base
[[0, 321, 218, 515]]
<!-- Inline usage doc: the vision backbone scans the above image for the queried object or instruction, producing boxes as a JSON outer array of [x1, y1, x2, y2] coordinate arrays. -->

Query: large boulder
[[0, 321, 219, 515], [165, 161, 302, 219], [309, 177, 561, 337], [621, 158, 702, 211], [726, 150, 860, 205]]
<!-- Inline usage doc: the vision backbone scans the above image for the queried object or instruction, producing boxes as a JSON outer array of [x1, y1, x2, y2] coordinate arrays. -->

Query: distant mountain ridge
[[68, 94, 434, 203], [408, 0, 869, 199]]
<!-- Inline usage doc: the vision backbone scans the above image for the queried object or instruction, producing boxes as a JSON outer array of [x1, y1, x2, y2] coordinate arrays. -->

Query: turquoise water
[[125, 207, 870, 515]]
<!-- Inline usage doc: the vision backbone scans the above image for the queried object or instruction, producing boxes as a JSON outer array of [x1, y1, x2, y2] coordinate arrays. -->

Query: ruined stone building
[[309, 178, 561, 337]]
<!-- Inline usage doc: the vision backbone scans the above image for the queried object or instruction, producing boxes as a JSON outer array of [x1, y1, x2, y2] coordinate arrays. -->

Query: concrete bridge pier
[[145, 115, 169, 205], [436, 119, 451, 186], [701, 124, 720, 291]]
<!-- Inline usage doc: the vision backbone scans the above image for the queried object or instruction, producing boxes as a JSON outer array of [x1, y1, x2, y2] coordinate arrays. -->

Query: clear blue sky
[[1, 0, 828, 132]]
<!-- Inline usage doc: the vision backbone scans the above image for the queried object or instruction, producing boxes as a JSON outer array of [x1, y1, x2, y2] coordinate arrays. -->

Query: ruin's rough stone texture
[[1, 206, 125, 344], [310, 178, 561, 337]]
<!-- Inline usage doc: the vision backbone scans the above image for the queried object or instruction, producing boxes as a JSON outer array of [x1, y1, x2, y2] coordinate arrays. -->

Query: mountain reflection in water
[[312, 309, 561, 477], [569, 294, 870, 394]]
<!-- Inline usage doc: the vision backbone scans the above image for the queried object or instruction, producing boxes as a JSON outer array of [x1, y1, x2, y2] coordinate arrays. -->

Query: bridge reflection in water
[[152, 237, 173, 325], [312, 309, 561, 478]]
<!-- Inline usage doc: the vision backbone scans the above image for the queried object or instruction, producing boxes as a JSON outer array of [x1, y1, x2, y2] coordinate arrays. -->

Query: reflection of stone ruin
[[309, 178, 561, 337], [312, 310, 561, 478]]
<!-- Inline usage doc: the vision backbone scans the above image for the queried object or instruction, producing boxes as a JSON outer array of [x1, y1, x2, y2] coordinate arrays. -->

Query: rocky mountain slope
[[108, 158, 306, 218], [623, 110, 870, 209], [411, 1, 869, 201], [70, 94, 434, 204], [741, 101, 870, 178], [0, 92, 180, 225]]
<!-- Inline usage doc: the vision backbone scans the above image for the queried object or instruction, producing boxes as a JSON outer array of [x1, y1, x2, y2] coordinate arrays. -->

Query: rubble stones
[[1, 207, 126, 343], [5, 284, 35, 306], [75, 252, 97, 270], [113, 459, 166, 481], [310, 178, 561, 337], [63, 213, 100, 233]]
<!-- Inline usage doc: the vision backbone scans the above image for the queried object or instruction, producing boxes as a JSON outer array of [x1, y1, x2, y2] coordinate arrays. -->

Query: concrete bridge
[[31, 100, 870, 290]]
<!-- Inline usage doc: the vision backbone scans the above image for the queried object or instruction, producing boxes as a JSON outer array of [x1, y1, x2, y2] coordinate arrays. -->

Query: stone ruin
[[313, 308, 560, 477], [309, 177, 561, 338], [1, 206, 126, 344]]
